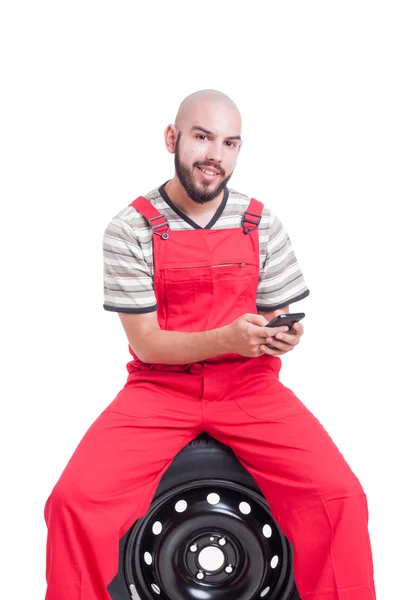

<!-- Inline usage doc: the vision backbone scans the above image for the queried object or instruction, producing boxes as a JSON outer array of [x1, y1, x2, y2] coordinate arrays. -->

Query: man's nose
[[206, 140, 224, 164]]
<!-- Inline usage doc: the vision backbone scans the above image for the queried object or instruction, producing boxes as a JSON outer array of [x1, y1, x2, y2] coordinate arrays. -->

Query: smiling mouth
[[197, 166, 221, 177]]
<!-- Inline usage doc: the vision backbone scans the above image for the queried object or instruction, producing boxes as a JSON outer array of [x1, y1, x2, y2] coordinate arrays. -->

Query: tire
[[108, 434, 301, 600]]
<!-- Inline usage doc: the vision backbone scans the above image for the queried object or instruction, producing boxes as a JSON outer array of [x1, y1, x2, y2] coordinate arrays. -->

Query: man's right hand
[[222, 313, 289, 357]]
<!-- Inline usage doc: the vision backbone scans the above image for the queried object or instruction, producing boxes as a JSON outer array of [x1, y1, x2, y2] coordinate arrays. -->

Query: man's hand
[[261, 321, 304, 356], [222, 313, 290, 357]]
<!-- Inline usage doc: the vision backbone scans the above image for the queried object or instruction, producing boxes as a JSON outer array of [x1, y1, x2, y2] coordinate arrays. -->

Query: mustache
[[193, 161, 226, 177]]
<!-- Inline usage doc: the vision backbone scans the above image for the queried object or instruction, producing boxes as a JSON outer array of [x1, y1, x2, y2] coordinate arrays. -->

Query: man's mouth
[[197, 166, 222, 178]]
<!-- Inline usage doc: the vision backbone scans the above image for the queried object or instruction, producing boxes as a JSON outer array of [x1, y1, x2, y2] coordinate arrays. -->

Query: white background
[[1, 1, 397, 598]]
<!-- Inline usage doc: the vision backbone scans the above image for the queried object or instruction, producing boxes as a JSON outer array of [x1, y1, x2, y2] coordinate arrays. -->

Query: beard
[[174, 134, 233, 204]]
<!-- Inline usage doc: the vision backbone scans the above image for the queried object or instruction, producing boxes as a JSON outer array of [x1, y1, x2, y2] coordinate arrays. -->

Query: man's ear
[[164, 125, 178, 154]]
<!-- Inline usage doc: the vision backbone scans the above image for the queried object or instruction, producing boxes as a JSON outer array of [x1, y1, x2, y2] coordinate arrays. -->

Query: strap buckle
[[148, 214, 170, 240], [241, 210, 262, 234]]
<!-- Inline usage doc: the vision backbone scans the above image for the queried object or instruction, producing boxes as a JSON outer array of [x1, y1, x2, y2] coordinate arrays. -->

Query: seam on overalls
[[299, 582, 375, 597], [283, 442, 341, 597], [103, 408, 169, 420], [227, 402, 342, 596], [230, 397, 310, 423], [118, 429, 200, 537], [119, 459, 170, 537]]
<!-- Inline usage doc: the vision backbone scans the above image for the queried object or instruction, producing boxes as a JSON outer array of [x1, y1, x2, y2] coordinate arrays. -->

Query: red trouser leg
[[203, 358, 377, 600], [44, 369, 203, 600]]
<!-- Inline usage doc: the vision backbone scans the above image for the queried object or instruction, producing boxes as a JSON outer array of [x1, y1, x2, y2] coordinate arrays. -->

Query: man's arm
[[119, 311, 227, 364], [118, 311, 290, 364]]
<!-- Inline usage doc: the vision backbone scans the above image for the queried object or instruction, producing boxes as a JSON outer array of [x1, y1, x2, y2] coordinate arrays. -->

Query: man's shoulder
[[106, 186, 166, 231], [227, 188, 274, 224]]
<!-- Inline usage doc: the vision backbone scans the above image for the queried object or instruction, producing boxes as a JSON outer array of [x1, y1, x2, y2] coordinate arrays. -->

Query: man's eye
[[225, 141, 236, 147], [196, 134, 209, 141]]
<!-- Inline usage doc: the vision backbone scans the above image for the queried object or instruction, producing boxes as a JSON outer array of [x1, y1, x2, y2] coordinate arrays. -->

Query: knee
[[326, 466, 366, 501], [44, 474, 87, 522]]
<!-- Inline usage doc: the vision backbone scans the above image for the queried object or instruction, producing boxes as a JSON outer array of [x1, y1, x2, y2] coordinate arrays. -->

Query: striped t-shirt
[[103, 183, 310, 314]]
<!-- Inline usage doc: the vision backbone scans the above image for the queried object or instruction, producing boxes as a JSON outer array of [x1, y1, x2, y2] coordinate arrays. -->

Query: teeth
[[200, 168, 217, 175]]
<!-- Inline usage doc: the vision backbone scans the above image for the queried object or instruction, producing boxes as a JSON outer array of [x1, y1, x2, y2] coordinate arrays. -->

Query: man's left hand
[[263, 322, 304, 355]]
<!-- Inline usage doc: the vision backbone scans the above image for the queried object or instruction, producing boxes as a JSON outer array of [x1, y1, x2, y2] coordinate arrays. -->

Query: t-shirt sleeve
[[256, 212, 310, 312], [103, 217, 157, 314]]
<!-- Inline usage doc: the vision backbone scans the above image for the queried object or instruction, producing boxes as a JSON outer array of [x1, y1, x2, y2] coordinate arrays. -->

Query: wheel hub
[[186, 531, 237, 583]]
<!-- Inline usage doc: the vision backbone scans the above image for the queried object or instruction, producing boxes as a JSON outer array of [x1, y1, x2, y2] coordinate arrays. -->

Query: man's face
[[173, 101, 242, 204]]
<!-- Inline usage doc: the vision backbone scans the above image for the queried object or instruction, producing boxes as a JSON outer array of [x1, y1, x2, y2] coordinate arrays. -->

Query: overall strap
[[130, 196, 170, 239], [241, 198, 264, 234]]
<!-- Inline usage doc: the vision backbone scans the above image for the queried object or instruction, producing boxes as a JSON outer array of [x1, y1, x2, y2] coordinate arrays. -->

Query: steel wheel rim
[[125, 479, 296, 600]]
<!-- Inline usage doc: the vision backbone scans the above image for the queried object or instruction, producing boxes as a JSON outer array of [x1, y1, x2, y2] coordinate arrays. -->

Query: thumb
[[244, 313, 267, 327]]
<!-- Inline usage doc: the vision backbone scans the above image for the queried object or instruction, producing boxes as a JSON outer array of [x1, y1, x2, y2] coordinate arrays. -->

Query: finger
[[265, 337, 294, 352], [274, 331, 301, 346], [259, 343, 285, 356], [244, 313, 268, 327], [259, 325, 290, 338], [292, 322, 304, 335]]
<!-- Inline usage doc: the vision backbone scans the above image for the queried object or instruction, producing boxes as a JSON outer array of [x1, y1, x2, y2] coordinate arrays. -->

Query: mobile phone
[[266, 312, 305, 328]]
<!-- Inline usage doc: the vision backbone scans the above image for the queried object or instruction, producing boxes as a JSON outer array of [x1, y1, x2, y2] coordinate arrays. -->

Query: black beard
[[174, 135, 232, 204]]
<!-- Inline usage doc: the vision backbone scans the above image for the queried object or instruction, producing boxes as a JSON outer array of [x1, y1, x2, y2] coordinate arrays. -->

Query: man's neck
[[163, 177, 225, 223]]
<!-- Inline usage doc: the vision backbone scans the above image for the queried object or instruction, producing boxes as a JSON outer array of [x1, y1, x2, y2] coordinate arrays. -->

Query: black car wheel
[[108, 434, 300, 600]]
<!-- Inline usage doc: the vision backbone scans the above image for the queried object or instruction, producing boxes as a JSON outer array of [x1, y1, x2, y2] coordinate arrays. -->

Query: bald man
[[44, 90, 376, 600]]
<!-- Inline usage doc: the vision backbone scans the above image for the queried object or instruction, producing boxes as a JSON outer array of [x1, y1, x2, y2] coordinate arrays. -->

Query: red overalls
[[44, 197, 376, 600]]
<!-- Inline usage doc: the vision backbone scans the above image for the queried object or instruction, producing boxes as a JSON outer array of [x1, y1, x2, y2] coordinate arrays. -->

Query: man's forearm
[[135, 326, 230, 365]]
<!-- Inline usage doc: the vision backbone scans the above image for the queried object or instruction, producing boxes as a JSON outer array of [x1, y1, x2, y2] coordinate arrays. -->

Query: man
[[44, 90, 376, 600]]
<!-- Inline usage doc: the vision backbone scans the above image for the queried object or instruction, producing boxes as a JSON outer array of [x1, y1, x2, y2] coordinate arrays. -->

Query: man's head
[[165, 90, 242, 204]]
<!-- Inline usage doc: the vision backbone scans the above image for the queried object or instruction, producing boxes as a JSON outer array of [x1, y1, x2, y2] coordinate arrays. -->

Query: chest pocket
[[159, 262, 259, 331]]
